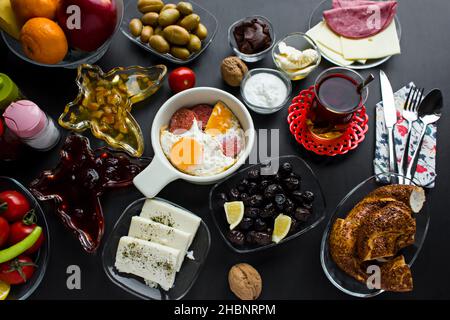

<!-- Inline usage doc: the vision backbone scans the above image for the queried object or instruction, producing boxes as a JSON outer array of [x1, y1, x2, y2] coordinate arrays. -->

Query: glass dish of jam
[[29, 134, 150, 253]]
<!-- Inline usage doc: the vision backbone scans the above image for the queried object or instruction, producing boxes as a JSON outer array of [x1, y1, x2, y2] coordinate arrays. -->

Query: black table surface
[[1, 0, 449, 300]]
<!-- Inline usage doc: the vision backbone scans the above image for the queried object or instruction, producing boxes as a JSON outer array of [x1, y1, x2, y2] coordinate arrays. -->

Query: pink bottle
[[3, 100, 60, 151]]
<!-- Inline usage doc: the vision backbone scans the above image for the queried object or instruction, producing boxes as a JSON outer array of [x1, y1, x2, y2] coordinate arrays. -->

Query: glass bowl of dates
[[209, 155, 326, 253], [0, 177, 50, 300]]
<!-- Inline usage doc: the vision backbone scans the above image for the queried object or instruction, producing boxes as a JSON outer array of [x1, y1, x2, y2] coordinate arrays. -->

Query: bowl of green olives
[[121, 0, 218, 64]]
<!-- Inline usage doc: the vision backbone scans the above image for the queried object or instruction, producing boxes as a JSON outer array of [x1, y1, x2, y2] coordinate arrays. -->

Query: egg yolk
[[170, 137, 204, 172], [205, 101, 233, 135]]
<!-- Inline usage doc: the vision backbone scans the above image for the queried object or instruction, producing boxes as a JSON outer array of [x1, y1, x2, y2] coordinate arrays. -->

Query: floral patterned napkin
[[374, 82, 437, 187]]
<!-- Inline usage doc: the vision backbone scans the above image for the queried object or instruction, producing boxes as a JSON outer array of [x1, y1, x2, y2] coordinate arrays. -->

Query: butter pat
[[128, 216, 191, 271], [341, 21, 401, 60], [115, 236, 179, 291], [140, 199, 201, 245], [0, 0, 20, 39]]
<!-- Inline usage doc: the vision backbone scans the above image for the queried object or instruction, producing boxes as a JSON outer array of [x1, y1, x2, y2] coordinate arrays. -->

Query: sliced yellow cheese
[[0, 0, 20, 39], [340, 21, 401, 60]]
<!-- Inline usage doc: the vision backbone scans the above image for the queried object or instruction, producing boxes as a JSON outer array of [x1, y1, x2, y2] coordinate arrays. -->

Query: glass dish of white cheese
[[102, 197, 211, 300]]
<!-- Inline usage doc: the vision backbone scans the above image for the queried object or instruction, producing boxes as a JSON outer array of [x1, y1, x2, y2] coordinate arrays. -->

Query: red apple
[[57, 0, 117, 52]]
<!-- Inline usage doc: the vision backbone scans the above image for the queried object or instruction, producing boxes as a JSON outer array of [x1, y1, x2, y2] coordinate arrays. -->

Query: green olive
[[154, 26, 163, 36], [176, 1, 193, 15], [195, 23, 208, 40], [137, 0, 164, 13], [158, 8, 180, 27], [149, 35, 170, 53], [178, 13, 200, 31], [129, 18, 143, 37], [141, 12, 159, 26], [187, 34, 201, 52], [163, 25, 190, 45], [161, 3, 177, 11], [140, 26, 153, 43], [170, 46, 191, 60]]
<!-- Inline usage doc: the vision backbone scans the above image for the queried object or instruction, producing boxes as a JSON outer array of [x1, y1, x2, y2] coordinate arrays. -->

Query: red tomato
[[8, 219, 44, 254], [168, 67, 196, 93], [0, 190, 31, 222], [0, 217, 9, 248], [0, 255, 36, 285]]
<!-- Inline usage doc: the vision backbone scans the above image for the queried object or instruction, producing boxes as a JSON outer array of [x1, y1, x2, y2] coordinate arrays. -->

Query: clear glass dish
[[240, 68, 292, 114], [320, 173, 430, 298], [228, 15, 275, 63], [102, 197, 211, 300], [308, 0, 402, 70], [120, 0, 218, 64], [1, 0, 124, 69], [0, 177, 50, 300], [209, 155, 326, 254], [272, 32, 321, 81]]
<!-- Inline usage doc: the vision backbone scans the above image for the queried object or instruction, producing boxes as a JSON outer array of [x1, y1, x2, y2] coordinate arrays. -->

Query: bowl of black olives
[[209, 155, 326, 253]]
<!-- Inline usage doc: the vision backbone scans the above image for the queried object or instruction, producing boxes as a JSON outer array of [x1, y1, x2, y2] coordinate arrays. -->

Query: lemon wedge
[[272, 214, 292, 243], [0, 280, 10, 300], [224, 201, 244, 230]]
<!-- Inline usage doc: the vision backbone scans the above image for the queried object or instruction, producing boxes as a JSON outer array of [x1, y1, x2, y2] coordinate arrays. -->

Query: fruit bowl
[[209, 155, 326, 254], [1, 0, 124, 68], [0, 177, 50, 300]]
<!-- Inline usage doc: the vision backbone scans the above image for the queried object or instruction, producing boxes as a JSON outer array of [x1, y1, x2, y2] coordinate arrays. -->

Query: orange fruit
[[11, 0, 60, 24], [20, 17, 68, 64]]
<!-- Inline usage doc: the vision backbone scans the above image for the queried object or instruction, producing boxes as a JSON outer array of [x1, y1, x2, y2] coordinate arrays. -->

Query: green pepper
[[0, 226, 42, 264]]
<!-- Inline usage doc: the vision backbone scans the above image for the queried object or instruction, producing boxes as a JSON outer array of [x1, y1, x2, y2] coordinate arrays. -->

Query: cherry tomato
[[168, 67, 196, 93], [0, 217, 9, 248], [0, 190, 31, 222], [8, 211, 44, 254], [0, 255, 36, 285]]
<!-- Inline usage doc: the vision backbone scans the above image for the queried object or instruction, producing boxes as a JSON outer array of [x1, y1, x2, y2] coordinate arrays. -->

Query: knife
[[379, 70, 398, 181]]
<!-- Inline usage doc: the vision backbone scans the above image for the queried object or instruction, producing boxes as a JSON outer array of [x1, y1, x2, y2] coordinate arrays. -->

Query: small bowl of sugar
[[240, 68, 292, 114]]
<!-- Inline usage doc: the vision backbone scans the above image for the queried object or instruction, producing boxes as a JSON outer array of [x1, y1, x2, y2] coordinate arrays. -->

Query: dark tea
[[318, 74, 361, 114]]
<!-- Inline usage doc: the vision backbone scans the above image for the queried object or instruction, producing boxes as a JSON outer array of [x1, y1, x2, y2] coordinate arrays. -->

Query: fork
[[398, 86, 424, 184]]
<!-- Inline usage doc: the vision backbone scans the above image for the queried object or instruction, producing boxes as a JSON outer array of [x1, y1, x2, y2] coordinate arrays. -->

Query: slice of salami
[[169, 108, 196, 133], [323, 1, 397, 39], [191, 104, 213, 131]]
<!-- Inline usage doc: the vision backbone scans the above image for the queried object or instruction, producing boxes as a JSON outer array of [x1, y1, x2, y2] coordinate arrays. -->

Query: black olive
[[280, 162, 293, 175], [217, 192, 229, 207], [289, 219, 298, 234], [291, 190, 303, 203], [264, 184, 282, 199], [244, 207, 260, 218], [246, 231, 257, 244], [247, 169, 260, 181], [248, 194, 264, 207], [284, 177, 300, 191], [266, 227, 273, 234], [301, 190, 315, 204], [228, 230, 245, 246], [260, 202, 276, 218], [229, 188, 240, 201], [302, 203, 313, 210], [284, 198, 295, 214], [237, 178, 249, 192], [274, 193, 287, 210], [253, 232, 272, 245], [254, 218, 267, 231], [295, 207, 311, 222], [274, 172, 283, 182], [240, 193, 249, 201], [248, 182, 259, 195], [238, 217, 254, 231], [260, 179, 270, 191]]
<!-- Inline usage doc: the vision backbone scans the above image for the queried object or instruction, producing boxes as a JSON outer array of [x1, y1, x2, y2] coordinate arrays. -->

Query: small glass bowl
[[240, 68, 292, 114], [228, 15, 275, 63], [121, 0, 218, 64], [1, 0, 124, 69], [272, 32, 321, 81], [102, 197, 211, 300], [320, 173, 430, 298], [209, 155, 326, 254], [0, 177, 50, 300]]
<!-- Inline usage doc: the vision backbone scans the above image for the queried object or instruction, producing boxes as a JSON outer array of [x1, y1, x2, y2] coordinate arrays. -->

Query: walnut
[[220, 56, 248, 87], [228, 263, 262, 300]]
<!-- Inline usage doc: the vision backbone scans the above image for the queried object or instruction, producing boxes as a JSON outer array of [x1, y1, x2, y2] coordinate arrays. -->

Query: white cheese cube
[[115, 236, 179, 291], [128, 216, 191, 271]]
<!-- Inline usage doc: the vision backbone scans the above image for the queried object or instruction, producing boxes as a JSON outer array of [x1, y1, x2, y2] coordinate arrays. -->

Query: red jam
[[29, 134, 150, 253]]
